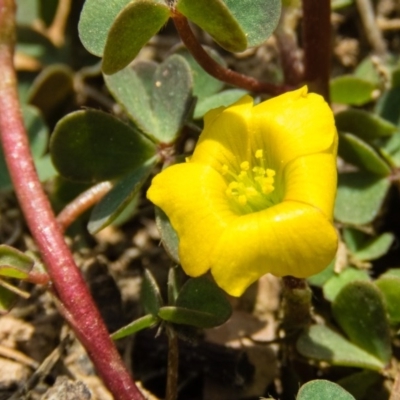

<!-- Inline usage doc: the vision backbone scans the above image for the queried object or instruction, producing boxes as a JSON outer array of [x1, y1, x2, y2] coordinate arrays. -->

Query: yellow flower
[[147, 87, 338, 297]]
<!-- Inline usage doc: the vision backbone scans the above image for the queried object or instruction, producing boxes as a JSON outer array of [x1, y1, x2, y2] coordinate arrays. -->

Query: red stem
[[0, 2, 143, 399], [301, 0, 331, 101], [172, 11, 292, 96], [57, 181, 112, 232]]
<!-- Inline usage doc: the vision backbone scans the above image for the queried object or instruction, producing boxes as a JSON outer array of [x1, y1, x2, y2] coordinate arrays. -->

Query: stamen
[[240, 161, 250, 171], [223, 149, 276, 212]]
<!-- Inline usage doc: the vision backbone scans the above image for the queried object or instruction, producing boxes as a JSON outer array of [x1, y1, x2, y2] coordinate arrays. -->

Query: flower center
[[222, 149, 276, 213]]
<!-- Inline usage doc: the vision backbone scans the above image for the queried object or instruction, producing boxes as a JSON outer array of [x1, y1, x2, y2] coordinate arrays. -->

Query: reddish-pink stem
[[57, 181, 112, 232], [172, 11, 293, 96], [0, 2, 143, 399], [301, 0, 331, 101]]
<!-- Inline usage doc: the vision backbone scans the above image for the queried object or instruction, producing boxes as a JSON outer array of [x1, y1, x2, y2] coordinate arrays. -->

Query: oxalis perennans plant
[[0, 0, 400, 399]]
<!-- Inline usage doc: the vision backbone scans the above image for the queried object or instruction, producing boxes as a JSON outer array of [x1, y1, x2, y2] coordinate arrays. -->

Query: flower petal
[[282, 152, 337, 219], [147, 163, 236, 276], [210, 201, 338, 296], [191, 95, 254, 171], [252, 86, 336, 169]]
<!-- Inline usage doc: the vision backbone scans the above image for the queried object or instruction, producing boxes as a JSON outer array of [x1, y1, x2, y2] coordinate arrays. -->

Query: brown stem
[[355, 0, 387, 56], [281, 276, 312, 331], [275, 6, 304, 86], [301, 0, 331, 101], [165, 326, 179, 400], [171, 11, 292, 96], [0, 2, 143, 399], [56, 181, 113, 232]]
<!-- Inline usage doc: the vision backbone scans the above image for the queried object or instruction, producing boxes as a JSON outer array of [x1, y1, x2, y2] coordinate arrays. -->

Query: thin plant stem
[[301, 0, 331, 101], [355, 0, 387, 56], [275, 5, 304, 86], [281, 276, 312, 332], [165, 326, 179, 400], [0, 2, 143, 399], [56, 181, 113, 231], [171, 11, 292, 96]]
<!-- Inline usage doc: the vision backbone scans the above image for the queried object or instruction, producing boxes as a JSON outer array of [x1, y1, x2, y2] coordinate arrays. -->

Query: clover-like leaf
[[223, 0, 281, 47], [50, 110, 156, 183], [353, 232, 394, 261], [155, 208, 180, 265], [88, 159, 157, 233], [338, 132, 391, 176], [323, 268, 370, 303], [194, 89, 248, 119], [151, 55, 194, 143], [174, 46, 226, 99], [105, 55, 194, 143], [176, 0, 247, 52], [330, 76, 377, 105], [78, 0, 131, 57], [102, 0, 170, 75], [296, 379, 355, 400], [336, 109, 397, 141], [337, 371, 382, 400], [334, 172, 390, 225], [297, 325, 385, 371], [332, 281, 392, 365], [376, 274, 400, 325], [158, 277, 232, 328], [27, 64, 74, 121], [375, 87, 400, 125]]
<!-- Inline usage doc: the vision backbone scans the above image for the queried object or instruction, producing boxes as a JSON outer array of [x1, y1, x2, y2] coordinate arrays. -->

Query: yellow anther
[[255, 149, 263, 159], [229, 181, 239, 190], [239, 171, 247, 180], [264, 176, 274, 185], [240, 161, 250, 171], [238, 195, 247, 205], [262, 184, 274, 194], [266, 169, 275, 177], [245, 187, 257, 197]]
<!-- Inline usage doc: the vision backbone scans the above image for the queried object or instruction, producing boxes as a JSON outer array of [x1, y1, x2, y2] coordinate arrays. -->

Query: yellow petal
[[210, 201, 338, 297], [191, 95, 254, 171], [147, 163, 236, 276], [252, 86, 337, 169], [282, 152, 337, 219]]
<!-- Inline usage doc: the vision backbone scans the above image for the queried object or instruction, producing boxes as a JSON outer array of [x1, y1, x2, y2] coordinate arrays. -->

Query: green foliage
[[155, 208, 180, 264], [330, 75, 377, 105], [334, 172, 390, 225], [102, 1, 170, 74], [335, 109, 397, 141], [176, 0, 247, 52], [296, 380, 355, 400], [88, 159, 157, 233], [78, 0, 131, 57], [0, 105, 55, 191], [0, 245, 35, 314], [50, 109, 156, 182], [297, 325, 385, 370], [104, 55, 194, 143], [332, 281, 392, 365], [338, 132, 391, 176], [158, 276, 232, 328], [323, 268, 370, 302]]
